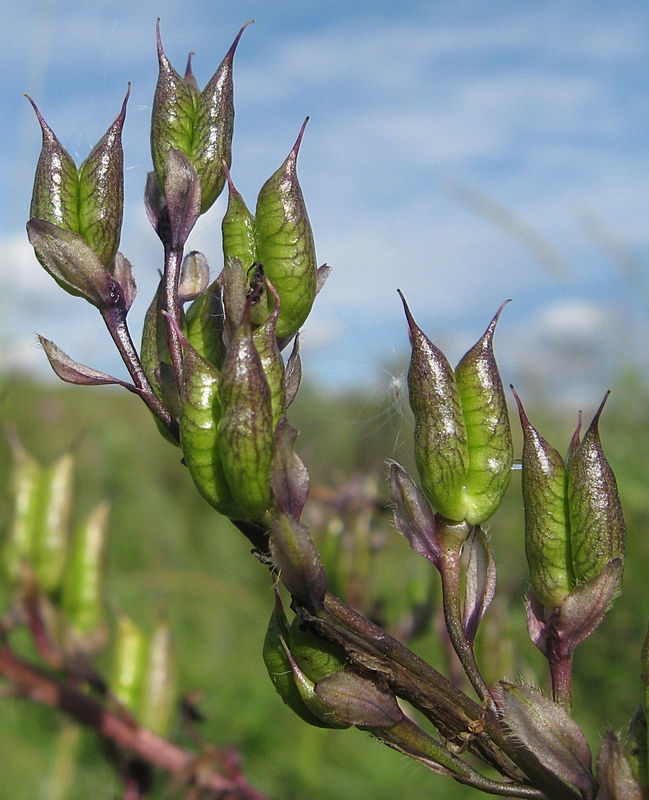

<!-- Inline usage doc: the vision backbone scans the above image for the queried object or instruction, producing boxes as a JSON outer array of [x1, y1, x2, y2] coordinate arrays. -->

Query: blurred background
[[2, 1, 649, 798]]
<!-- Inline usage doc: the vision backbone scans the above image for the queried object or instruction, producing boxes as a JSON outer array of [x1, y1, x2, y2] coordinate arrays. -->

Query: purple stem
[[100, 304, 179, 441]]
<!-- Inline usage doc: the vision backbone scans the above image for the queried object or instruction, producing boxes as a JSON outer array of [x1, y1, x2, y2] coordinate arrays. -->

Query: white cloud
[[2, 0, 649, 395]]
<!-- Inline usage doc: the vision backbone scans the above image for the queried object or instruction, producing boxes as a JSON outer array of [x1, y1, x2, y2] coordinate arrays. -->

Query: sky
[[2, 0, 649, 408]]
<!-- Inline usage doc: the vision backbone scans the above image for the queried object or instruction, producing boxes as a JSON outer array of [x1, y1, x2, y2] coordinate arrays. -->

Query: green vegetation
[[1, 367, 648, 798]]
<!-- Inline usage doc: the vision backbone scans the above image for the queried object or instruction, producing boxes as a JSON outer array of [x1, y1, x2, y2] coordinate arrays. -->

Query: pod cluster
[[26, 90, 135, 312], [2, 439, 110, 658], [513, 391, 625, 609], [27, 24, 325, 529], [111, 615, 176, 737], [263, 593, 403, 731], [400, 293, 513, 526], [141, 256, 302, 525]]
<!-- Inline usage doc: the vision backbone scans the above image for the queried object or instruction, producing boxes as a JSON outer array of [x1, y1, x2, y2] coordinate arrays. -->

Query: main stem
[[0, 644, 268, 800]]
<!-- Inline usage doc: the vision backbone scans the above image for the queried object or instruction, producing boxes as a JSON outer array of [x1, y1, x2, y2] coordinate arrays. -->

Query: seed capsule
[[262, 593, 339, 728], [513, 390, 573, 609], [61, 502, 110, 655], [184, 276, 226, 370], [173, 320, 240, 519], [29, 89, 129, 269], [288, 614, 347, 683], [513, 389, 625, 609], [217, 295, 274, 521], [401, 293, 512, 525], [255, 119, 317, 339], [151, 22, 249, 214], [567, 394, 625, 585]]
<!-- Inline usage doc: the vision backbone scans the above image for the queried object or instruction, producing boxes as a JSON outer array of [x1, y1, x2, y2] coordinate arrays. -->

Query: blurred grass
[[0, 367, 648, 799]]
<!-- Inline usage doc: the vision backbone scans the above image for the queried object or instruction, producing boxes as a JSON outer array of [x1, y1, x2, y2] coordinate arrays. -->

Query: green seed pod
[[455, 302, 513, 524], [222, 168, 257, 274], [184, 277, 226, 370], [401, 293, 512, 525], [262, 593, 337, 728], [3, 439, 74, 594], [151, 23, 249, 214], [139, 619, 176, 737], [255, 119, 317, 339], [173, 319, 240, 519], [221, 168, 270, 327], [29, 89, 129, 268], [33, 452, 74, 594], [217, 296, 274, 521], [111, 615, 148, 714], [61, 502, 110, 655], [288, 614, 347, 683], [515, 389, 625, 609], [567, 394, 625, 585], [400, 291, 468, 522], [513, 389, 573, 609], [252, 279, 286, 429], [2, 439, 42, 586]]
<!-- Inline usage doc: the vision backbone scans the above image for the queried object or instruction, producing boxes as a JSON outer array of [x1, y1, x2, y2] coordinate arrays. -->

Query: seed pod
[[401, 293, 512, 525], [29, 89, 129, 268], [288, 614, 347, 683], [252, 279, 286, 429], [61, 502, 110, 655], [222, 167, 257, 274], [33, 453, 74, 594], [177, 250, 210, 303], [455, 303, 513, 523], [400, 292, 468, 522], [514, 390, 624, 610], [567, 394, 625, 585], [262, 593, 337, 728], [184, 276, 226, 370], [217, 295, 274, 521], [139, 619, 176, 737], [513, 389, 573, 609], [3, 440, 74, 594], [151, 23, 249, 214], [255, 119, 317, 339], [172, 319, 240, 519], [111, 615, 148, 714], [3, 440, 42, 586]]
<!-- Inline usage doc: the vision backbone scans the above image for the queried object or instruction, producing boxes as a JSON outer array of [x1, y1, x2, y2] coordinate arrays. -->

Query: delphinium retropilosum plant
[[4, 17, 648, 800]]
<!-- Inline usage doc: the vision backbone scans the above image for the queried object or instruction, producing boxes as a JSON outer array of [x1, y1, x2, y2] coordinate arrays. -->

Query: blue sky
[[2, 0, 649, 406]]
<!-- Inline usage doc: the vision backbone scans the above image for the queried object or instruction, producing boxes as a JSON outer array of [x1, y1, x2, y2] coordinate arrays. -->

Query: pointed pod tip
[[25, 93, 51, 134], [227, 18, 254, 60], [288, 117, 310, 165], [397, 289, 418, 341], [156, 19, 164, 58], [584, 390, 611, 439], [482, 298, 512, 343], [117, 83, 131, 123], [222, 159, 237, 194], [510, 384, 529, 425], [184, 51, 195, 80]]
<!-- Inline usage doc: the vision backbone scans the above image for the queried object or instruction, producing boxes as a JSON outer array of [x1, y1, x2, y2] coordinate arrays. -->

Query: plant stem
[[304, 593, 582, 800], [376, 716, 547, 798], [163, 243, 185, 388], [438, 543, 493, 702], [100, 306, 179, 441], [0, 644, 268, 800]]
